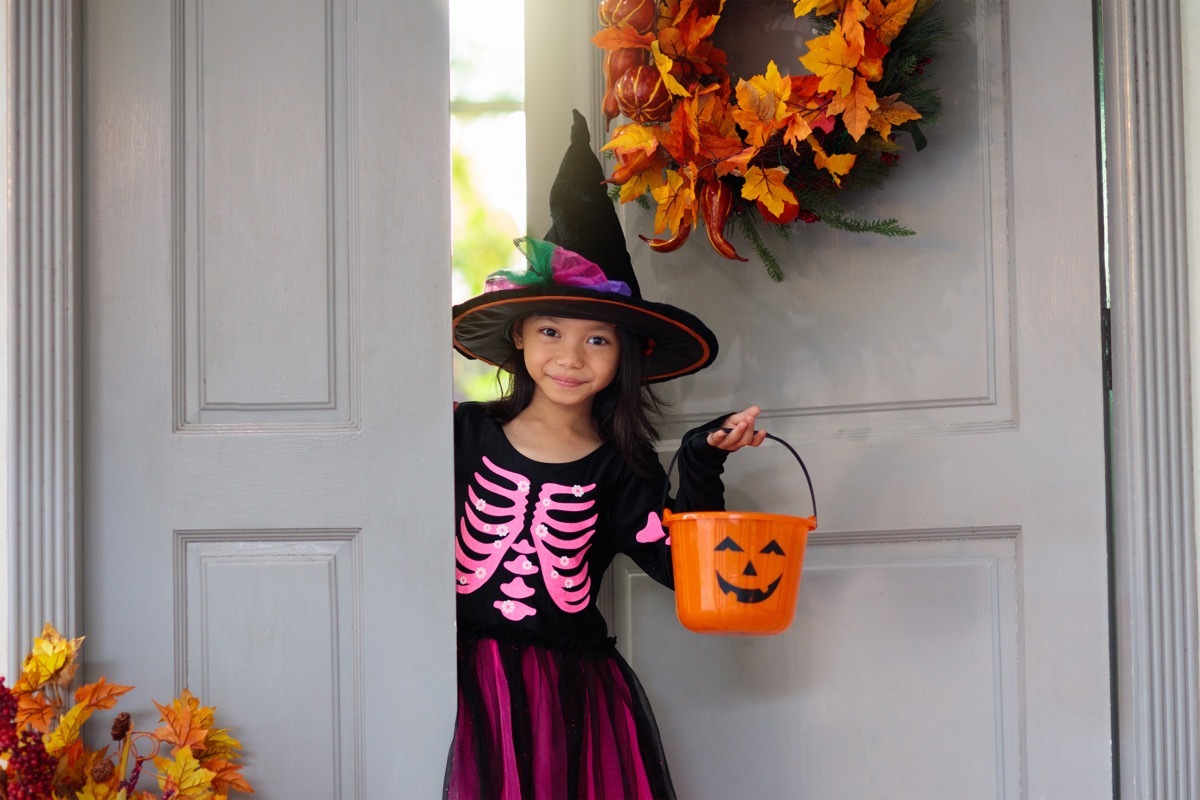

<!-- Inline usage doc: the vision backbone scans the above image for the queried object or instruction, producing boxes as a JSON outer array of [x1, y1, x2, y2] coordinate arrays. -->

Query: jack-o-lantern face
[[713, 535, 786, 604]]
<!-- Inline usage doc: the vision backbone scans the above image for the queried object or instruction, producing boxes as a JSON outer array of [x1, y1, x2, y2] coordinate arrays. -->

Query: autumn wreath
[[594, 0, 947, 280]]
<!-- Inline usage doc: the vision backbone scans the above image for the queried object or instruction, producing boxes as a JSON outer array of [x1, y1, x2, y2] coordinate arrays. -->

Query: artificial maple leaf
[[799, 22, 862, 97], [21, 623, 84, 690], [868, 92, 922, 139], [866, 0, 917, 45], [794, 0, 844, 15], [75, 677, 135, 711], [201, 757, 254, 795], [603, 123, 661, 159], [155, 746, 217, 799], [591, 25, 655, 52], [808, 135, 857, 184], [650, 41, 690, 96], [44, 700, 94, 755], [827, 74, 879, 140], [839, 0, 870, 53], [618, 151, 669, 202], [741, 166, 799, 216], [16, 689, 55, 731], [731, 61, 792, 148], [651, 169, 696, 235], [154, 696, 210, 753]]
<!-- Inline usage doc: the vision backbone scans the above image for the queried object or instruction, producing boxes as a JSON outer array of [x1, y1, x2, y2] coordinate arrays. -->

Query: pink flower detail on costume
[[496, 524, 509, 535], [495, 599, 536, 621], [542, 498, 552, 507], [475, 498, 487, 511], [501, 577, 536, 599], [535, 524, 549, 538], [572, 485, 585, 497], [458, 576, 468, 585], [635, 511, 669, 544], [475, 567, 487, 579], [517, 480, 531, 492], [564, 578, 575, 589], [559, 555, 570, 566]]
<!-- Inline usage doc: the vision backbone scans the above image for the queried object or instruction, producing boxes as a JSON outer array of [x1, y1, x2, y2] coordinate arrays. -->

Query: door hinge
[[1101, 306, 1112, 391]]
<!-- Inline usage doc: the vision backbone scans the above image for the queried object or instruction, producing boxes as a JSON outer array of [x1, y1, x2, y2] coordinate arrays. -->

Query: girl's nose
[[557, 342, 585, 367]]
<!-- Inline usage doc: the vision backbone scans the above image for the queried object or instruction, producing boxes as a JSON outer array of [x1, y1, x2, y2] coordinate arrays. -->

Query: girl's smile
[[516, 315, 621, 410]]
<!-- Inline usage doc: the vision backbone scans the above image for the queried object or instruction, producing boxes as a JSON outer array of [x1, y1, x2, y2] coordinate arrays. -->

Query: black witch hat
[[451, 110, 718, 383]]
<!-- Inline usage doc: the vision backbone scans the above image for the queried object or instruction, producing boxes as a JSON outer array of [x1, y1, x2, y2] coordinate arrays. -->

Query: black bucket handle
[[661, 428, 818, 521]]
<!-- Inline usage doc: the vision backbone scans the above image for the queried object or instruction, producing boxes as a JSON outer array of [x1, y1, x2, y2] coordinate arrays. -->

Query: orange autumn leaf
[[650, 169, 696, 235], [16, 689, 55, 731], [591, 25, 655, 52], [714, 145, 760, 178], [731, 61, 792, 148], [202, 757, 255, 795], [154, 696, 210, 752], [839, 0, 870, 54], [741, 166, 798, 216], [617, 151, 669, 202], [75, 676, 135, 711], [827, 74, 879, 140], [809, 134, 857, 185], [798, 22, 862, 97], [866, 0, 917, 45], [868, 92, 922, 139]]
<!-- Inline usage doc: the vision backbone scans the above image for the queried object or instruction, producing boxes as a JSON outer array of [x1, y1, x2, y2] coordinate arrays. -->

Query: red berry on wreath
[[615, 66, 672, 123], [755, 198, 801, 225]]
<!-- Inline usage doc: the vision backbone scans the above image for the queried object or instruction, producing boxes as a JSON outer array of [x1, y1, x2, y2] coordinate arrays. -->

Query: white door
[[81, 1, 455, 797], [611, 0, 1112, 797]]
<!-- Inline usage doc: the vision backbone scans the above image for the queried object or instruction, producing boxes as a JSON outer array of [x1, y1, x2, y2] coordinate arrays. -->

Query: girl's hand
[[707, 405, 767, 451]]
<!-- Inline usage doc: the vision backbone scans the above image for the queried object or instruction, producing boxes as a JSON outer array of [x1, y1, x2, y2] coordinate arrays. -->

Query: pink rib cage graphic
[[455, 456, 598, 622]]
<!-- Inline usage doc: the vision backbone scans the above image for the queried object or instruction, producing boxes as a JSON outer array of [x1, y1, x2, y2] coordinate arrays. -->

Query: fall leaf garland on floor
[[595, 0, 948, 280], [1, 624, 253, 799]]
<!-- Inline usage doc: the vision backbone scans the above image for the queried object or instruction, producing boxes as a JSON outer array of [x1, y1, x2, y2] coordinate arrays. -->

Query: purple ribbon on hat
[[483, 237, 632, 296]]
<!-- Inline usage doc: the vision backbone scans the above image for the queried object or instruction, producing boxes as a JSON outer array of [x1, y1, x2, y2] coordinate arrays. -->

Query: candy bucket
[[664, 431, 817, 636]]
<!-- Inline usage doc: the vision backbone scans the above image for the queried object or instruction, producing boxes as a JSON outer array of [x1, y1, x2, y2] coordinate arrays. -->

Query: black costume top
[[453, 402, 729, 645]]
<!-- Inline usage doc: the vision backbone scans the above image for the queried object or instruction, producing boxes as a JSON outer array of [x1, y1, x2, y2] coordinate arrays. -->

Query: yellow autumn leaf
[[868, 93, 922, 139], [798, 23, 862, 97], [156, 746, 218, 799], [809, 135, 857, 185], [866, 0, 917, 45], [650, 41, 690, 97], [827, 74, 878, 140], [76, 784, 129, 800], [21, 623, 83, 690], [43, 701, 94, 755], [601, 123, 660, 158], [650, 169, 696, 236], [740, 166, 798, 217], [794, 0, 843, 16], [201, 728, 245, 759]]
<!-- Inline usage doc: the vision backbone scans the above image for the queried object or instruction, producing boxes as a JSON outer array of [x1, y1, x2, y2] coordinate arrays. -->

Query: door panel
[[613, 0, 1111, 797], [82, 1, 455, 797]]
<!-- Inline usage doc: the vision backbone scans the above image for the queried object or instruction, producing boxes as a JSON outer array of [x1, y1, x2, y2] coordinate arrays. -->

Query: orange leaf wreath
[[594, 0, 948, 280]]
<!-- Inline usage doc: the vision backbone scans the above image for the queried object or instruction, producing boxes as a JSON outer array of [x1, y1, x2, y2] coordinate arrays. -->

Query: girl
[[447, 111, 763, 799]]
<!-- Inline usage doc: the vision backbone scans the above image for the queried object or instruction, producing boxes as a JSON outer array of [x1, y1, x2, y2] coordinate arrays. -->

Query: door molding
[[6, 0, 82, 664], [8, 0, 1197, 789], [1104, 0, 1200, 796]]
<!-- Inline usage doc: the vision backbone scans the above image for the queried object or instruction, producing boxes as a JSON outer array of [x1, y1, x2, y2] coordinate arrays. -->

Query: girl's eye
[[587, 336, 611, 346], [538, 327, 559, 338]]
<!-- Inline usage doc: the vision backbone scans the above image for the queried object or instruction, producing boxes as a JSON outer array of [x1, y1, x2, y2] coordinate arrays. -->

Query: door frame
[[7, 0, 1197, 794]]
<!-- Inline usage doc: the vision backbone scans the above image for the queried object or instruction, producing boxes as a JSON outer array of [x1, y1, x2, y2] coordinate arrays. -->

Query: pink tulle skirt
[[445, 634, 676, 799]]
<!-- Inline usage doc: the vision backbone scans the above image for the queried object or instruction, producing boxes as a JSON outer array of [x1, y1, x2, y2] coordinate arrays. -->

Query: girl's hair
[[484, 323, 666, 476]]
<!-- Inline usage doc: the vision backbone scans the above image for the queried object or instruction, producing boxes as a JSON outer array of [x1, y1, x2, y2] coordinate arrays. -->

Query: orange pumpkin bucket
[[664, 431, 817, 636]]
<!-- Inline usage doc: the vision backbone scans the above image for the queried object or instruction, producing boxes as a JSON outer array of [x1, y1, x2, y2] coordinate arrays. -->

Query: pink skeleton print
[[455, 456, 597, 622]]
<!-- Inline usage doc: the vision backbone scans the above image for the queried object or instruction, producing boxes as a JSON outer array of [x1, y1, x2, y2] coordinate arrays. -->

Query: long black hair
[[484, 323, 666, 476]]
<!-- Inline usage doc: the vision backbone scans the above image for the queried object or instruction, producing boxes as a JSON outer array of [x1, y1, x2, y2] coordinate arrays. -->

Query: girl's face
[[515, 315, 621, 411]]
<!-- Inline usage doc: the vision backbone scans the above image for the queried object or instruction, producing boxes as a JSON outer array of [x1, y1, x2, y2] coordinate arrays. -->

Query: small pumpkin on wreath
[[594, 0, 948, 280]]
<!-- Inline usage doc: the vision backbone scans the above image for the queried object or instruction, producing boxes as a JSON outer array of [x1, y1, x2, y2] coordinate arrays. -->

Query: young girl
[[447, 111, 763, 799]]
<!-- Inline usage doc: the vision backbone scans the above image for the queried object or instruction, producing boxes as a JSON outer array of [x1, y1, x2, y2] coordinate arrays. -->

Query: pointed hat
[[451, 110, 718, 383]]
